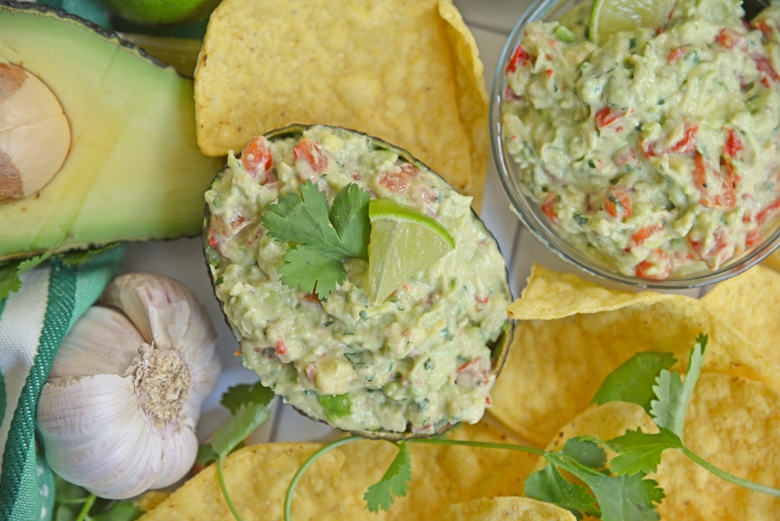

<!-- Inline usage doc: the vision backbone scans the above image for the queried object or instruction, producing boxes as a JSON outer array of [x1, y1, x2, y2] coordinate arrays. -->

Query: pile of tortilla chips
[[489, 263, 780, 519], [193, 0, 489, 208], [138, 418, 565, 520], [139, 262, 780, 520]]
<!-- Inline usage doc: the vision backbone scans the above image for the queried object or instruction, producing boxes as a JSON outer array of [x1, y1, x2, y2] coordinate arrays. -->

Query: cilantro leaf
[[584, 472, 664, 521], [329, 183, 371, 258], [525, 460, 600, 518], [650, 335, 707, 438], [196, 443, 219, 467], [91, 501, 144, 521], [526, 436, 664, 521], [279, 246, 345, 298], [562, 436, 608, 471], [607, 428, 684, 476], [211, 401, 271, 459], [591, 351, 677, 413], [0, 254, 49, 300], [220, 381, 275, 415], [262, 181, 370, 298], [364, 441, 412, 513]]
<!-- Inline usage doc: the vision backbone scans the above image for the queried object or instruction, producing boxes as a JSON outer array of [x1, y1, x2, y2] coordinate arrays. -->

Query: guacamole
[[205, 125, 511, 435], [502, 0, 780, 279]]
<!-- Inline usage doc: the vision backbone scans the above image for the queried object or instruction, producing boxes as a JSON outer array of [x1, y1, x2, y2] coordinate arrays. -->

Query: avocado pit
[[0, 62, 70, 203]]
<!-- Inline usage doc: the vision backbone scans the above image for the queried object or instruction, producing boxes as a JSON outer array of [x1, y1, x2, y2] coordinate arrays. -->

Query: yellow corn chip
[[492, 264, 780, 446], [431, 496, 576, 520], [337, 418, 539, 520], [194, 0, 489, 207], [701, 264, 780, 368], [139, 443, 347, 520]]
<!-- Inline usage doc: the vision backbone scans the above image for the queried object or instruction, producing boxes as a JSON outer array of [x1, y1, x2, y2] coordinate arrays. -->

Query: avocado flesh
[[0, 3, 223, 262]]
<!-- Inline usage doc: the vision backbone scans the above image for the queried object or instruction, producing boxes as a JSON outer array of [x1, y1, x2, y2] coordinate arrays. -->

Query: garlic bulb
[[36, 272, 221, 500]]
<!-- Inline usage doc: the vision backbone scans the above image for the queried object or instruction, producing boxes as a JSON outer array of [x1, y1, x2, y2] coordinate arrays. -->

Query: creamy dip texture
[[502, 0, 780, 279], [205, 125, 510, 435]]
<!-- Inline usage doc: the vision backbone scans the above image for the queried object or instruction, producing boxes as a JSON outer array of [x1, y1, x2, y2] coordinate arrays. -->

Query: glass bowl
[[490, 0, 780, 289]]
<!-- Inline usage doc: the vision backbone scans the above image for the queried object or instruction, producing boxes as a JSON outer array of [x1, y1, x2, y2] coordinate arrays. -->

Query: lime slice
[[589, 0, 675, 45], [367, 199, 455, 303]]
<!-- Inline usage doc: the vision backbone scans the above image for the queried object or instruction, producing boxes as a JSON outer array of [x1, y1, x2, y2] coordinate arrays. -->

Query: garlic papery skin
[[36, 273, 221, 500]]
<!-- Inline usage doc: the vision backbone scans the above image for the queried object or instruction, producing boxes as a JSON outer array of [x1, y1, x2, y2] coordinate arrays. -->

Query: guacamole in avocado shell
[[204, 125, 510, 436], [502, 0, 780, 279]]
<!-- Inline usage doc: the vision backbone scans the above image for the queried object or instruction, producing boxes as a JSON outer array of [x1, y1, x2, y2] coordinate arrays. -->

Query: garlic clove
[[37, 374, 154, 499], [36, 272, 221, 500], [48, 306, 145, 379], [100, 272, 210, 350], [145, 422, 199, 490]]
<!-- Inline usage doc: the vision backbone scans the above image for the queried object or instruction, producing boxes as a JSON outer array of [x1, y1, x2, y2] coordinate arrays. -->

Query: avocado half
[[203, 124, 513, 440], [0, 2, 223, 262]]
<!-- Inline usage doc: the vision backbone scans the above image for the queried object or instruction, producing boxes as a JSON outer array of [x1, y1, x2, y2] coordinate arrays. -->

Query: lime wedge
[[589, 0, 675, 45], [367, 199, 455, 303]]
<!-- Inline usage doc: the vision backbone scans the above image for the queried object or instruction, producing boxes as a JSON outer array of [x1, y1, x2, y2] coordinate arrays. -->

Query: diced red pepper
[[594, 107, 625, 129], [379, 163, 418, 193], [670, 124, 698, 154], [506, 44, 533, 74], [275, 340, 287, 356], [688, 228, 731, 267], [541, 192, 559, 224], [754, 19, 779, 40], [745, 228, 763, 247], [753, 55, 780, 87], [667, 47, 687, 63], [604, 188, 633, 219], [715, 28, 748, 50], [241, 136, 276, 184], [635, 249, 673, 279], [631, 222, 664, 246], [757, 198, 780, 224], [294, 137, 329, 175], [692, 152, 737, 209], [723, 128, 744, 157]]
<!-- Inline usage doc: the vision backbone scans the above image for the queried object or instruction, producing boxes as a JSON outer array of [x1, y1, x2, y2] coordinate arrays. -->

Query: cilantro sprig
[[261, 181, 370, 299], [283, 333, 780, 521], [196, 381, 275, 521]]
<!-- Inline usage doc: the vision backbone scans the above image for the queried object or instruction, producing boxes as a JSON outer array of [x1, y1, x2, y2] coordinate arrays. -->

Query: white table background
[[119, 0, 703, 443]]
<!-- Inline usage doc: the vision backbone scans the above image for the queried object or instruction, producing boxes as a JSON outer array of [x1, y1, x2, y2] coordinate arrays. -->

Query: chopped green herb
[[262, 181, 371, 299], [363, 442, 412, 513]]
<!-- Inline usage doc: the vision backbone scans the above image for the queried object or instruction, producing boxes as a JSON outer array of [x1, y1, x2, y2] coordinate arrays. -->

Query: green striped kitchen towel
[[0, 246, 124, 521]]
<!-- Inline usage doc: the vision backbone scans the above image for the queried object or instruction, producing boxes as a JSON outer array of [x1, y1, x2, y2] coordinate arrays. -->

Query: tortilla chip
[[491, 264, 780, 446], [338, 418, 539, 520], [430, 496, 577, 520], [541, 374, 780, 520], [139, 443, 347, 521], [508, 264, 667, 320], [762, 248, 780, 272], [701, 265, 780, 367], [194, 0, 489, 207]]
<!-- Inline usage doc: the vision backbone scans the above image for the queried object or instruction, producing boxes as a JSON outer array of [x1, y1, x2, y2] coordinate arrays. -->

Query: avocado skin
[[0, 1, 223, 262]]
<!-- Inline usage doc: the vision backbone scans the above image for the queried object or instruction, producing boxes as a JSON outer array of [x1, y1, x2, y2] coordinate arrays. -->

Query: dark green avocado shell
[[203, 123, 514, 441]]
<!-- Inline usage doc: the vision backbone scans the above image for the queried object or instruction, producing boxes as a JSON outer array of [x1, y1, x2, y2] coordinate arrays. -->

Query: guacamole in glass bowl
[[204, 124, 512, 438], [492, 0, 780, 288]]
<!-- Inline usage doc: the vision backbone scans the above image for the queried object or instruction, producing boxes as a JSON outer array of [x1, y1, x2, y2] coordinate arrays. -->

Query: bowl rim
[[489, 0, 780, 289]]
